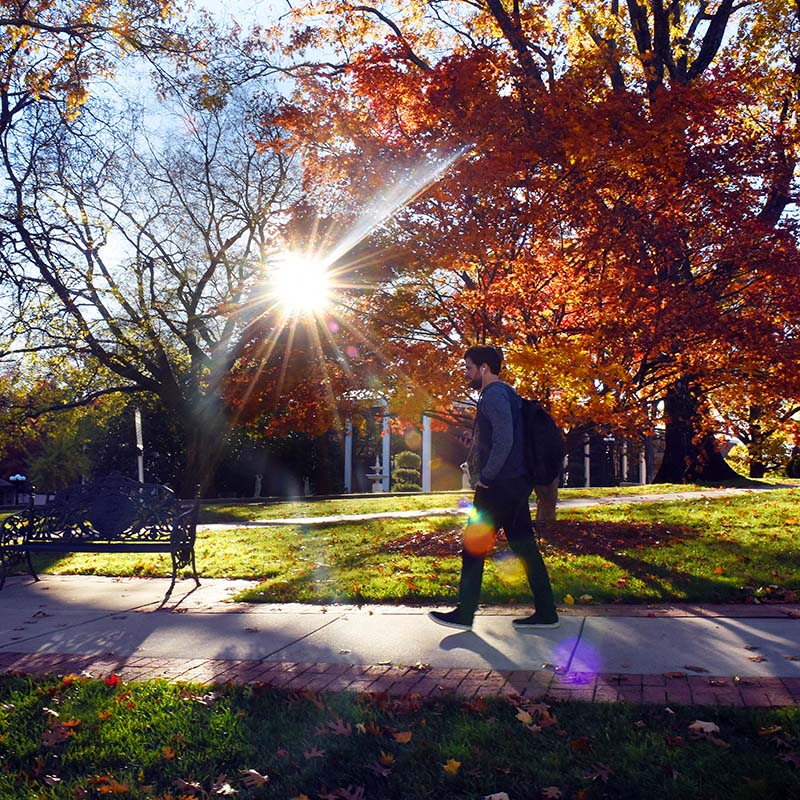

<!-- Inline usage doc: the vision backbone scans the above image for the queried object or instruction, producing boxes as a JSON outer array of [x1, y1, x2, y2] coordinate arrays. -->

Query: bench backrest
[[30, 474, 182, 541]]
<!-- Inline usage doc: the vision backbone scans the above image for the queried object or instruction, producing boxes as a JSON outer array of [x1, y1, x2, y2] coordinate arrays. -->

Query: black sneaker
[[512, 613, 560, 631], [428, 608, 473, 631]]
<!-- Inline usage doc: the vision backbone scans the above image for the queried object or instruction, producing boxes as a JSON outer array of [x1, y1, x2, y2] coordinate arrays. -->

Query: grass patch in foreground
[[23, 489, 800, 606], [1, 674, 798, 799]]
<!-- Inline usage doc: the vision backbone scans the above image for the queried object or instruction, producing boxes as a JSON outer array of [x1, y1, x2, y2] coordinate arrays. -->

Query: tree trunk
[[747, 405, 766, 479], [653, 378, 740, 483], [176, 396, 230, 498]]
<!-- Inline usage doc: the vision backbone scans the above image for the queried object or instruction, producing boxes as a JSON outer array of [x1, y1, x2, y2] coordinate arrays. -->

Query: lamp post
[[9, 473, 26, 506], [134, 406, 144, 483]]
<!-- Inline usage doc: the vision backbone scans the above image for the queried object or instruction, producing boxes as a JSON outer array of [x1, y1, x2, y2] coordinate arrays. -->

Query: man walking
[[429, 345, 560, 631]]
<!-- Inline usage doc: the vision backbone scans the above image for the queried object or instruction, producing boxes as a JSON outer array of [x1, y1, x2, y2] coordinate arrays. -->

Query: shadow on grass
[[382, 520, 697, 559]]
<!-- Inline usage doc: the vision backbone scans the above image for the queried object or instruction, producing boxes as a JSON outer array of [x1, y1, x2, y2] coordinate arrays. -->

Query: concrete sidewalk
[[1, 575, 799, 707]]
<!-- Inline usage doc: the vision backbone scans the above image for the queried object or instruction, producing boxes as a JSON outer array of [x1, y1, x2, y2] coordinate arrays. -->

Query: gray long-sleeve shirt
[[476, 381, 529, 484]]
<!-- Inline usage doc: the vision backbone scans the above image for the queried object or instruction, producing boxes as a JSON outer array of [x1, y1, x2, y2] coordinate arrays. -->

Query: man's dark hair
[[464, 345, 503, 375]]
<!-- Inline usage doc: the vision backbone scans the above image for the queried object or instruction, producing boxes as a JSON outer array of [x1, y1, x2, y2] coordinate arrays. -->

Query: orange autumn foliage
[[252, 0, 800, 469]]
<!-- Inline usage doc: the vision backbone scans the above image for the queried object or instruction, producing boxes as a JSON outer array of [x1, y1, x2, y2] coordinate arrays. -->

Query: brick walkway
[[2, 651, 798, 707]]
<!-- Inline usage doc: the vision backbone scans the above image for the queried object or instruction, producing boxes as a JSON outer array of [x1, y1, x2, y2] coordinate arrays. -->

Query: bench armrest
[[0, 512, 31, 548]]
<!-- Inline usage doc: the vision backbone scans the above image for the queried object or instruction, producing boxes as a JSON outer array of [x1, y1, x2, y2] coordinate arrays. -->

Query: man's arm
[[479, 388, 514, 485]]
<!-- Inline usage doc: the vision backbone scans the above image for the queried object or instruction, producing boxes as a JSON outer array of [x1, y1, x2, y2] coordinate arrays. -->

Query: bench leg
[[190, 548, 200, 587], [0, 550, 39, 589], [164, 552, 178, 601], [26, 551, 41, 583]]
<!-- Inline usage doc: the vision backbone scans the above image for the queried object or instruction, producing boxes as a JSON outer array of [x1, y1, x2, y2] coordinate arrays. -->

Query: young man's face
[[464, 357, 484, 391]]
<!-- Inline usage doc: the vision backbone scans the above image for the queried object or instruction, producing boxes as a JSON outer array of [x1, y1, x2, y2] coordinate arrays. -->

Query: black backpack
[[519, 397, 564, 485]]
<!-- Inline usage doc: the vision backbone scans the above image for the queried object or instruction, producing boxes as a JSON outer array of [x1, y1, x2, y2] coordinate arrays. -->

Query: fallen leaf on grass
[[542, 788, 562, 799], [356, 720, 382, 736], [304, 747, 326, 760], [482, 794, 510, 800], [162, 746, 177, 760], [43, 775, 62, 786], [367, 761, 391, 777], [665, 735, 685, 747], [516, 709, 534, 725], [212, 774, 238, 795], [570, 736, 593, 752], [241, 769, 269, 787], [174, 777, 203, 796], [42, 725, 74, 747], [393, 731, 412, 743], [378, 751, 395, 766], [758, 726, 783, 736], [442, 759, 461, 776], [91, 776, 129, 795], [104, 674, 121, 687], [785, 655, 800, 661], [327, 718, 353, 736], [688, 720, 720, 735]]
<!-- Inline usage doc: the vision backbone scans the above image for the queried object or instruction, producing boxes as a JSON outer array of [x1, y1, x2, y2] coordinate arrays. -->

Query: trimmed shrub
[[393, 450, 421, 492]]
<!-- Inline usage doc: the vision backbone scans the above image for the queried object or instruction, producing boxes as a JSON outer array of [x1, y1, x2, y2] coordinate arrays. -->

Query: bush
[[788, 456, 800, 479], [393, 450, 421, 492], [393, 468, 421, 484], [393, 481, 422, 492], [726, 437, 793, 478], [394, 451, 421, 470]]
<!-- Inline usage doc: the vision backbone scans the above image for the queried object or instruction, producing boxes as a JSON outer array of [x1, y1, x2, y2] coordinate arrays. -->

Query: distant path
[[198, 485, 789, 531]]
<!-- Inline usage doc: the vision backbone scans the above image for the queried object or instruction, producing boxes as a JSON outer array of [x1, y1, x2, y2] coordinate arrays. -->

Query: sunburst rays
[[227, 146, 471, 429]]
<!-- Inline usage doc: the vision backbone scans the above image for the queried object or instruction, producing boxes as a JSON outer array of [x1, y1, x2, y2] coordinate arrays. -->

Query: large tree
[[263, 0, 800, 481], [1, 79, 301, 494]]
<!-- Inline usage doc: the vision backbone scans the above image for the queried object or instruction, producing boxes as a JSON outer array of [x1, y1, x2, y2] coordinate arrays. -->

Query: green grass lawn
[[197, 481, 773, 524], [27, 488, 800, 606], [1, 673, 798, 800]]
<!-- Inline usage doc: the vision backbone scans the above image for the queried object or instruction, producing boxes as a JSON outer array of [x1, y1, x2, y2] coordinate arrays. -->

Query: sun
[[267, 252, 332, 316]]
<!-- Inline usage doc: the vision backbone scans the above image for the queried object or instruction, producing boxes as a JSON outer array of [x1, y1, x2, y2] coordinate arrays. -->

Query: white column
[[621, 441, 628, 483], [422, 415, 432, 492], [381, 405, 391, 492], [583, 433, 591, 488], [639, 448, 647, 485], [344, 419, 353, 494]]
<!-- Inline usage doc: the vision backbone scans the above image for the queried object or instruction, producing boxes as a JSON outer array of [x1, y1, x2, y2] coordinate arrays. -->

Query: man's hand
[[475, 480, 489, 488]]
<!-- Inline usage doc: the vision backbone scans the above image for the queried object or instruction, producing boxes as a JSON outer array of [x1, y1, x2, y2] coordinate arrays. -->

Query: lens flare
[[267, 252, 331, 316], [463, 520, 496, 557]]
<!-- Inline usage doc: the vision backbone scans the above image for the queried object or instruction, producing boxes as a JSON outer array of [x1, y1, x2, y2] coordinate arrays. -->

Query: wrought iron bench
[[0, 474, 200, 599]]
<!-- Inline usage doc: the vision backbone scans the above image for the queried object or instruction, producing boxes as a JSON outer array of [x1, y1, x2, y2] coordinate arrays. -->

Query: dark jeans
[[457, 476, 557, 621]]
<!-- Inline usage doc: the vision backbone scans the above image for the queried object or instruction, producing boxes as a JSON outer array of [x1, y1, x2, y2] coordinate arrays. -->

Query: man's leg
[[501, 478, 559, 626], [534, 476, 559, 530], [429, 487, 491, 630]]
